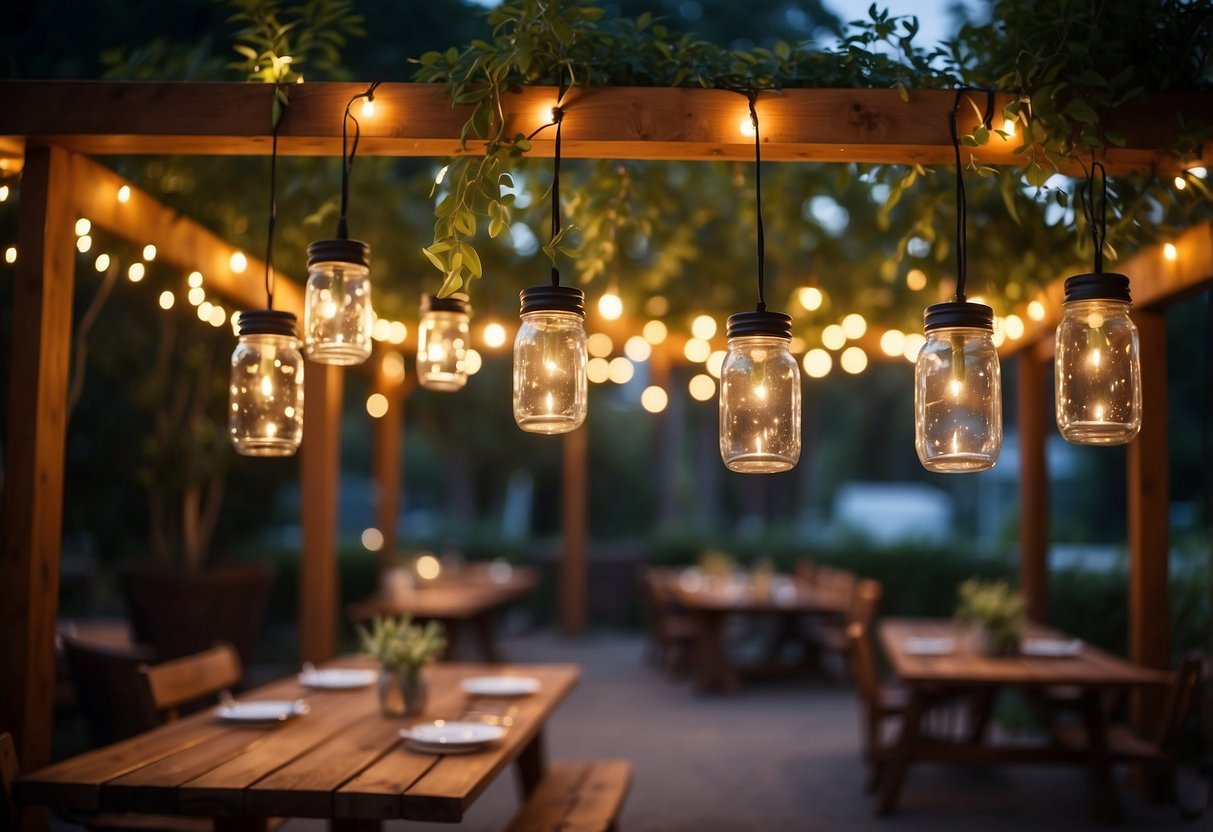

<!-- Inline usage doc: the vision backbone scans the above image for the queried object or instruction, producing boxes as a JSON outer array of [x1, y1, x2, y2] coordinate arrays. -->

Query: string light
[[198, 301, 213, 321], [587, 332, 614, 358], [643, 320, 668, 344], [366, 393, 389, 418], [1163, 242, 1177, 261], [434, 165, 449, 185], [607, 356, 634, 384], [1001, 118, 1016, 137], [142, 244, 157, 261], [158, 290, 175, 310], [382, 350, 407, 383], [587, 356, 611, 383], [188, 286, 206, 306], [361, 528, 384, 552], [361, 98, 376, 118], [688, 373, 716, 401], [1189, 166, 1207, 179], [1003, 313, 1024, 340], [209, 306, 227, 327], [683, 337, 711, 363], [803, 349, 832, 378], [624, 335, 652, 362], [75, 218, 91, 236], [76, 236, 92, 253], [1174, 176, 1187, 190], [880, 329, 907, 356], [188, 271, 204, 288], [3, 246, 16, 264], [841, 313, 867, 340], [464, 348, 483, 375], [840, 346, 868, 374], [387, 321, 407, 344], [691, 314, 718, 340], [821, 324, 846, 350], [230, 251, 248, 273], [641, 386, 668, 413], [483, 322, 507, 348], [117, 185, 131, 203], [94, 253, 110, 272], [706, 349, 726, 378], [906, 268, 927, 291], [738, 115, 755, 137], [372, 317, 391, 341], [902, 333, 925, 362], [598, 291, 623, 320], [1027, 300, 1046, 321], [127, 263, 145, 282], [0, 185, 8, 202], [797, 286, 824, 311]]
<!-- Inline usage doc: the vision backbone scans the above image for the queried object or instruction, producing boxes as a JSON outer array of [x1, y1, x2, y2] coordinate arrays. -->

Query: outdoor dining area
[[1, 0, 1212, 830]]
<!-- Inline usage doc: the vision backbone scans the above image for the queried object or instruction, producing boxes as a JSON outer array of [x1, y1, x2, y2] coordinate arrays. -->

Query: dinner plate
[[405, 739, 490, 756], [298, 668, 377, 689], [216, 699, 309, 722], [400, 721, 505, 748], [460, 676, 541, 697], [903, 636, 956, 656], [1021, 638, 1082, 658]]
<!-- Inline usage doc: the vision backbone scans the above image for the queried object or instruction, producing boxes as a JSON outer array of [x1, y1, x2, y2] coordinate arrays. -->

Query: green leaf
[[1065, 98, 1099, 125], [1105, 130, 1126, 148], [437, 271, 463, 297], [896, 83, 909, 103], [421, 246, 446, 273]]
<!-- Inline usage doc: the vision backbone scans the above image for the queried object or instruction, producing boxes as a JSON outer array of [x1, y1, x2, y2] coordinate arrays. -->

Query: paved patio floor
[[281, 630, 1196, 832]]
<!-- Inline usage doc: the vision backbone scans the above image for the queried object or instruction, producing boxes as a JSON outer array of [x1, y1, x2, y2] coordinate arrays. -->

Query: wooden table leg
[[472, 613, 502, 663], [693, 611, 737, 693], [877, 689, 929, 816], [966, 687, 998, 744], [515, 727, 547, 799], [1080, 690, 1124, 824]]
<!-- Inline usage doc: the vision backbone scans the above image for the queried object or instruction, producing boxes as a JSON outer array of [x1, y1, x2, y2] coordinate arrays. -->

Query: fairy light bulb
[[598, 291, 623, 320]]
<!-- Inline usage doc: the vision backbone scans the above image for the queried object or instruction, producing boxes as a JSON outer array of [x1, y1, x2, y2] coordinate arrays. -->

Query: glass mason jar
[[719, 310, 801, 473], [304, 239, 372, 366], [229, 309, 304, 457], [513, 286, 587, 434], [914, 302, 1002, 473], [417, 293, 471, 391], [1055, 273, 1141, 445]]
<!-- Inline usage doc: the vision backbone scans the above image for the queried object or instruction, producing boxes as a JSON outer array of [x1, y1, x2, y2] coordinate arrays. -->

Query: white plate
[[406, 739, 489, 756], [216, 700, 309, 722], [904, 637, 956, 656], [400, 721, 505, 747], [1021, 638, 1082, 658], [298, 668, 377, 689], [460, 676, 541, 697]]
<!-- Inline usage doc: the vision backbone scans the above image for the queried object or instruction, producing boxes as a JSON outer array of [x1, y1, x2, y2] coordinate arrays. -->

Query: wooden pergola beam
[[0, 82, 1208, 174]]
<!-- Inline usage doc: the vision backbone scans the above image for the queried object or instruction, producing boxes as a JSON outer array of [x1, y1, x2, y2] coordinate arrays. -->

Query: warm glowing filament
[[1089, 348, 1101, 368], [260, 375, 273, 398]]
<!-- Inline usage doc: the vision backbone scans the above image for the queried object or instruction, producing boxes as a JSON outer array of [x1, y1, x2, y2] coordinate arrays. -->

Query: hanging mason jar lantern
[[417, 293, 471, 391], [304, 83, 380, 366], [304, 239, 372, 365], [229, 310, 304, 457], [720, 311, 800, 472], [513, 285, 587, 434], [718, 91, 801, 473], [1054, 163, 1141, 445], [914, 302, 1001, 472]]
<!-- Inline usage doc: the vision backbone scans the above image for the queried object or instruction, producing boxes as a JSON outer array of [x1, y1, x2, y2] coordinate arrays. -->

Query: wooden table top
[[17, 659, 579, 822], [879, 618, 1171, 689], [348, 566, 539, 622], [671, 574, 848, 615]]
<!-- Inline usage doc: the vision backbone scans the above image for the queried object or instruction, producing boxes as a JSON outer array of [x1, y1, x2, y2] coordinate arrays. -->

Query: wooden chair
[[140, 642, 242, 721], [812, 578, 882, 677], [638, 569, 697, 675], [1052, 655, 1203, 805], [846, 622, 909, 783], [61, 634, 159, 747], [504, 759, 632, 832]]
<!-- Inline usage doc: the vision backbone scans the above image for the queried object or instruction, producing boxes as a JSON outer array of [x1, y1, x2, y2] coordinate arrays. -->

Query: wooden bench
[[505, 760, 632, 832]]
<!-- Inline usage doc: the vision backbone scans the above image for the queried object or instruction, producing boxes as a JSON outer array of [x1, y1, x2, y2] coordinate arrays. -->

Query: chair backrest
[[1154, 655, 1203, 753], [845, 622, 880, 715], [1, 732, 18, 832], [140, 642, 242, 721], [848, 579, 884, 630], [61, 634, 160, 746]]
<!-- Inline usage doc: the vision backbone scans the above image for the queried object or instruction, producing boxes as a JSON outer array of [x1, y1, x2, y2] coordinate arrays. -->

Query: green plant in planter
[[358, 616, 447, 716], [955, 578, 1026, 656]]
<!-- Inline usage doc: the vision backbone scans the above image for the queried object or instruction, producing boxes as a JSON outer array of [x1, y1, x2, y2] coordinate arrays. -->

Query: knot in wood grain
[[847, 101, 890, 137]]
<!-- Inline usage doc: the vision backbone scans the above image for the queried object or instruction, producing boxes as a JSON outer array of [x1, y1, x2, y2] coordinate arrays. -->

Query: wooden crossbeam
[[0, 82, 1208, 174]]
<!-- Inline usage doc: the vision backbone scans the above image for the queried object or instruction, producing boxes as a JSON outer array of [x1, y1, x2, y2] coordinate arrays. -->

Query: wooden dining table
[[877, 618, 1172, 822], [16, 659, 579, 830], [672, 573, 850, 693], [348, 566, 539, 663]]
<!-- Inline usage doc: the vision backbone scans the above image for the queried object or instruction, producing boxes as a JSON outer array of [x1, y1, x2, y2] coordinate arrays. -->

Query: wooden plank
[[560, 425, 589, 636], [0, 82, 1207, 173], [555, 759, 632, 831], [299, 363, 344, 664], [398, 666, 579, 822], [0, 144, 75, 774], [63, 153, 304, 316], [1004, 222, 1213, 357], [1016, 352, 1050, 623], [347, 569, 539, 621], [1127, 309, 1171, 728], [0, 134, 21, 172]]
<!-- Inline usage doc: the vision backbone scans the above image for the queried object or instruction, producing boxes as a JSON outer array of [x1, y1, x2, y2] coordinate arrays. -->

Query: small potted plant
[[955, 578, 1026, 656], [357, 615, 447, 716]]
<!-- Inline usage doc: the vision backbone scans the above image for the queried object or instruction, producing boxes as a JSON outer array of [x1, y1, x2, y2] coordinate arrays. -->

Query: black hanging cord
[[1080, 159, 1108, 273], [949, 88, 996, 304], [749, 92, 766, 312], [547, 70, 571, 287], [338, 81, 381, 240], [264, 100, 282, 309]]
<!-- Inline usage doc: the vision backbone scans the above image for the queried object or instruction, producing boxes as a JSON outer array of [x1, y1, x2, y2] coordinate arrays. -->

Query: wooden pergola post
[[1017, 348, 1051, 623], [560, 425, 589, 636], [299, 364, 344, 664], [372, 356, 409, 570], [0, 145, 74, 773], [1128, 308, 1171, 726]]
